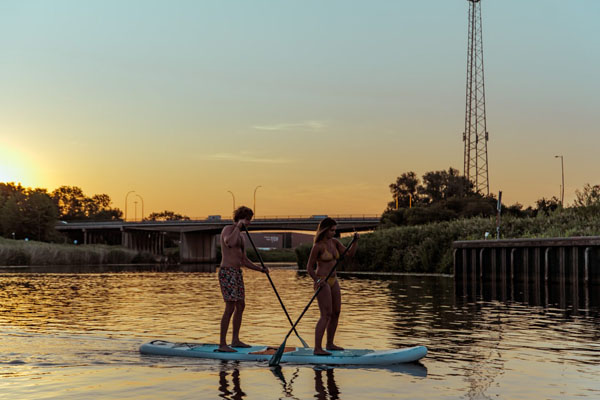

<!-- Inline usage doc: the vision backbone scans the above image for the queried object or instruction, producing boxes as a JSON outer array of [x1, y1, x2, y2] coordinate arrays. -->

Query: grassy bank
[[295, 206, 600, 274], [0, 237, 156, 266], [0, 237, 298, 267]]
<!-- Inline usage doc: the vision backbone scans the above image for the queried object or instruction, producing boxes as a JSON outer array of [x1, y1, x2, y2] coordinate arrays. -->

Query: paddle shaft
[[269, 235, 358, 366], [243, 225, 309, 348]]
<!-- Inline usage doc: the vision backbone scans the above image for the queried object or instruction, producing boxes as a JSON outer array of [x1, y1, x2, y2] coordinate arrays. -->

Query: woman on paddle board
[[306, 217, 359, 355], [218, 206, 268, 352]]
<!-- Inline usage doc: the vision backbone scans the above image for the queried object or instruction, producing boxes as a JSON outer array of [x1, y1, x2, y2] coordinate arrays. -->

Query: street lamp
[[253, 185, 262, 218], [136, 194, 145, 221], [133, 200, 138, 222], [227, 191, 236, 215], [554, 155, 564, 206], [125, 190, 135, 221]]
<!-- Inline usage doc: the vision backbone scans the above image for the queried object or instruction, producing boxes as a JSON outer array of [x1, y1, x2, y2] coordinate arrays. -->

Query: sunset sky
[[1, 1, 598, 218]]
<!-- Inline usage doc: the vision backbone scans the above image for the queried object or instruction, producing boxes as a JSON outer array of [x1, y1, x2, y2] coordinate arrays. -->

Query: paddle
[[242, 225, 309, 348], [268, 234, 358, 367]]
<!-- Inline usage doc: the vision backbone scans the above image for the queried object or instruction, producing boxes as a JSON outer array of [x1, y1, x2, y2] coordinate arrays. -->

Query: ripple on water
[[0, 270, 599, 399]]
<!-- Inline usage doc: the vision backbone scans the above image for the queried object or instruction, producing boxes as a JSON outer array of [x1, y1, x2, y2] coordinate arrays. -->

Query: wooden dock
[[453, 237, 600, 285]]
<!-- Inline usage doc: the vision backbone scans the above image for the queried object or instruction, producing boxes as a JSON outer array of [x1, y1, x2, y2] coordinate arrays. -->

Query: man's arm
[[222, 222, 242, 248], [240, 236, 266, 273]]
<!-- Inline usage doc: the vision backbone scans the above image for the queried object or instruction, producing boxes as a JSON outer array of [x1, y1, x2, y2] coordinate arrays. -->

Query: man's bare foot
[[231, 340, 251, 348], [313, 349, 332, 356], [217, 345, 237, 352], [326, 344, 344, 351]]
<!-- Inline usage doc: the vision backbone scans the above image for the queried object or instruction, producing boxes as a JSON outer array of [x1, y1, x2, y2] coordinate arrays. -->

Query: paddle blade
[[268, 341, 288, 367]]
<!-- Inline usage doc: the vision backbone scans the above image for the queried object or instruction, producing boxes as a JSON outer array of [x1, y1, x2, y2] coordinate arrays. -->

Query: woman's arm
[[335, 233, 359, 258], [306, 243, 320, 281]]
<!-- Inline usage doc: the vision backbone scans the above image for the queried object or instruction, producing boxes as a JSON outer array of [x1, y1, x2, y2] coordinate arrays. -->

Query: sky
[[1, 0, 599, 219]]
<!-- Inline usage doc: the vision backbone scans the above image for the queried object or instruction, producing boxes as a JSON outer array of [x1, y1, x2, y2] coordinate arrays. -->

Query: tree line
[[0, 183, 123, 241], [382, 167, 597, 227], [0, 182, 192, 242]]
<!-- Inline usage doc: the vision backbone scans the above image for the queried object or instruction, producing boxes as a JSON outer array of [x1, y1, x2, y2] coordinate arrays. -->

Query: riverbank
[[0, 237, 155, 266], [0, 236, 298, 266], [296, 206, 600, 274]]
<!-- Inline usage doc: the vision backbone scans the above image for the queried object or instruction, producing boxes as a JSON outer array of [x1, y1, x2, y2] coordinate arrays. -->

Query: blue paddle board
[[139, 340, 427, 365]]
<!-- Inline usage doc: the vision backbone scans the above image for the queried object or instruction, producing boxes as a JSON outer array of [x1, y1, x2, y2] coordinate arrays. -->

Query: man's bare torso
[[220, 225, 245, 268]]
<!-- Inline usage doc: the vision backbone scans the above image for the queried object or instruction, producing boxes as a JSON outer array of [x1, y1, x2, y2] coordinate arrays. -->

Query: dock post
[[462, 248, 468, 280], [522, 248, 529, 282], [584, 247, 590, 313], [544, 247, 551, 283], [491, 248, 497, 281], [479, 249, 485, 279], [559, 247, 566, 282], [471, 248, 477, 281], [584, 247, 590, 284], [501, 248, 507, 301]]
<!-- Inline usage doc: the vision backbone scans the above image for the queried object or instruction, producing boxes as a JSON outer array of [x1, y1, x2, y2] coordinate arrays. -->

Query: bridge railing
[[185, 214, 381, 222]]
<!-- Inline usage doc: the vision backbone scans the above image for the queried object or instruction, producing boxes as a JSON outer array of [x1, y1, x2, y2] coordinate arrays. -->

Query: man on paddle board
[[306, 218, 359, 355], [218, 206, 267, 352]]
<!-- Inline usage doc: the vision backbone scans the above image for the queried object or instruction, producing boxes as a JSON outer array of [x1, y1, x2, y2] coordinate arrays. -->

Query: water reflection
[[314, 367, 340, 400], [1, 268, 599, 399], [456, 274, 600, 315], [0, 264, 218, 274], [271, 366, 301, 400], [218, 362, 246, 400]]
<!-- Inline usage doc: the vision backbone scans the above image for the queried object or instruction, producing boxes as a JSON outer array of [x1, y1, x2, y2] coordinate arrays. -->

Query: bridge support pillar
[[180, 232, 218, 263], [121, 230, 165, 256]]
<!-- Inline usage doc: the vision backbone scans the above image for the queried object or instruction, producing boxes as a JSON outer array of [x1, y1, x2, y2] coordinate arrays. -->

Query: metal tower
[[463, 0, 489, 195]]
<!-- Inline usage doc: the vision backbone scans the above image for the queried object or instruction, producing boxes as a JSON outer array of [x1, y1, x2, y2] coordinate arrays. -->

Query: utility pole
[[463, 0, 490, 195]]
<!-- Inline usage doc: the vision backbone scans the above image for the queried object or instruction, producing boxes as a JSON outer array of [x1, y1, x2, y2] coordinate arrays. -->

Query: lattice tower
[[463, 0, 489, 195]]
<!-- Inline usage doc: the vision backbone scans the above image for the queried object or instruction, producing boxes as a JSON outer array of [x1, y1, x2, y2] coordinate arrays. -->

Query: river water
[[0, 264, 598, 399]]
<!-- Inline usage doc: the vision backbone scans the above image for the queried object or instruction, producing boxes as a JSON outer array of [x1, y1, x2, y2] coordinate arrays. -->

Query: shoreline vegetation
[[3, 206, 600, 271], [0, 237, 156, 266], [0, 236, 297, 267], [296, 206, 600, 275]]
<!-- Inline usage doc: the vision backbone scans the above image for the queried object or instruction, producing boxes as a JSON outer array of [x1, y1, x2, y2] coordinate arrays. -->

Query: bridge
[[55, 215, 380, 263]]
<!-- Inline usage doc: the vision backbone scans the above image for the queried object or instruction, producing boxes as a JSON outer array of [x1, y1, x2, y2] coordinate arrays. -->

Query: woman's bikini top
[[318, 245, 339, 262]]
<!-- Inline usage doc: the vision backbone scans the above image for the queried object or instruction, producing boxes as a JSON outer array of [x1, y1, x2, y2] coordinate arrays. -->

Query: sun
[[0, 147, 39, 186]]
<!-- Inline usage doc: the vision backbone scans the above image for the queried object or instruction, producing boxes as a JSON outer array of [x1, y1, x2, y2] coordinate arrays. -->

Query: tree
[[418, 167, 475, 204], [51, 186, 122, 220], [389, 172, 419, 210], [147, 210, 190, 221], [535, 197, 560, 215], [52, 186, 87, 220], [0, 188, 57, 240], [573, 183, 600, 207]]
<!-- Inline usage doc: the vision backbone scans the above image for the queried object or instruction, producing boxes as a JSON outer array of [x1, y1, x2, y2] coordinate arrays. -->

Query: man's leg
[[219, 301, 237, 352], [231, 300, 250, 347]]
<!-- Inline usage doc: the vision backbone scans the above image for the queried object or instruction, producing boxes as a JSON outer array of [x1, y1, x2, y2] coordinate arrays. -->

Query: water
[[0, 265, 598, 399]]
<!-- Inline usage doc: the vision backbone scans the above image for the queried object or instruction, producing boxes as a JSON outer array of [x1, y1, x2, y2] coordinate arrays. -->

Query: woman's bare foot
[[313, 348, 332, 356], [217, 345, 237, 352], [231, 340, 251, 348], [326, 344, 344, 351]]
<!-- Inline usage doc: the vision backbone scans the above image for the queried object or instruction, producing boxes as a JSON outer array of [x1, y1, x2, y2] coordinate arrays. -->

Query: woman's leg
[[326, 281, 343, 350], [314, 284, 333, 355]]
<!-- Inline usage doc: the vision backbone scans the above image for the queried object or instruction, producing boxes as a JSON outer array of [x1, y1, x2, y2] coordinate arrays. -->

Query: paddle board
[[139, 340, 427, 365]]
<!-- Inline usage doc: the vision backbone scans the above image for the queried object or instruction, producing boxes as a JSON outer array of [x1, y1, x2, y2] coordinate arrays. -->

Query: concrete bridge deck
[[55, 215, 380, 263]]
